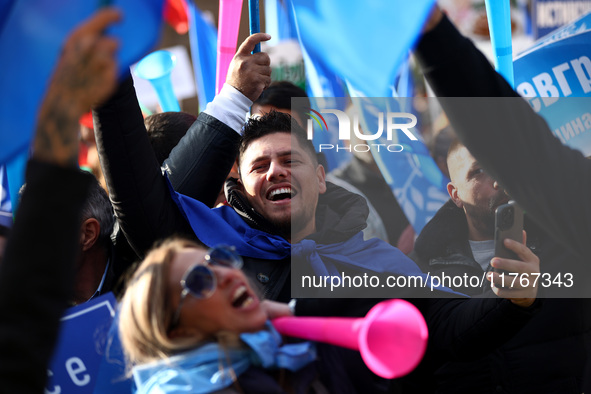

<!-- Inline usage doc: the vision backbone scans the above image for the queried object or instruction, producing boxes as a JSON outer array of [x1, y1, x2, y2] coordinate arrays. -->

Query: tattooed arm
[[33, 9, 120, 167], [0, 9, 121, 393]]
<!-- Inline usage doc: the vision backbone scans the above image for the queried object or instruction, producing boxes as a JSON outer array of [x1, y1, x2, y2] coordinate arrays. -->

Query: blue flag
[[283, 0, 351, 171], [514, 11, 591, 156], [290, 0, 435, 97], [301, 52, 351, 172], [187, 1, 218, 112], [265, 0, 298, 45], [0, 0, 165, 167]]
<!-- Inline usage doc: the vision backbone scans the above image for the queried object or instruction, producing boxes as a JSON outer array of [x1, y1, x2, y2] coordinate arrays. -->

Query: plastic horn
[[485, 0, 514, 87], [134, 50, 181, 112], [216, 0, 244, 94], [272, 299, 428, 379], [249, 0, 261, 53]]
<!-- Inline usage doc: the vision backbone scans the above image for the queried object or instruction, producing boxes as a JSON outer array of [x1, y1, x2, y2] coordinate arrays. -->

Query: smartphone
[[494, 200, 524, 261]]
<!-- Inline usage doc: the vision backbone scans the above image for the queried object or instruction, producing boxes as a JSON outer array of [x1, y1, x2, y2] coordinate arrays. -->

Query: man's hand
[[487, 231, 540, 308], [226, 33, 272, 102], [33, 8, 121, 167]]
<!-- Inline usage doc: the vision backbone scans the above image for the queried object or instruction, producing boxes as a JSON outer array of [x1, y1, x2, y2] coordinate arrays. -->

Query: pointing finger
[[236, 33, 272, 56]]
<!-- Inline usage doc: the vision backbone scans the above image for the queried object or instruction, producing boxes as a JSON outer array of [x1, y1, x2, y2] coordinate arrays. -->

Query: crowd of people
[[0, 3, 589, 394]]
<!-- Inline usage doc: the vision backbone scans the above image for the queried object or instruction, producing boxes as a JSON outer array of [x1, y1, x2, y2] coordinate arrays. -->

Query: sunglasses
[[169, 245, 243, 331]]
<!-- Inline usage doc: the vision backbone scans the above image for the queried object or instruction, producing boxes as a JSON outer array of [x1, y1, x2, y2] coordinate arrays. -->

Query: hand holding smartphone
[[494, 201, 524, 262]]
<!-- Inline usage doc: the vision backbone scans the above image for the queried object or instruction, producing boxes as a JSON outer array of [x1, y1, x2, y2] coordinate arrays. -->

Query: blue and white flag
[[0, 0, 165, 166], [346, 88, 449, 234], [514, 11, 591, 156], [187, 1, 217, 111], [0, 165, 12, 228]]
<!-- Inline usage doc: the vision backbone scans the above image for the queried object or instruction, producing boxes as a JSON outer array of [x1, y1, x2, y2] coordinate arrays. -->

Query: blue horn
[[134, 50, 181, 112]]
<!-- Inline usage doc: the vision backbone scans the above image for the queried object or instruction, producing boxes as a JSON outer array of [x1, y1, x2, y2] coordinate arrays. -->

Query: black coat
[[0, 160, 92, 393], [413, 15, 591, 393]]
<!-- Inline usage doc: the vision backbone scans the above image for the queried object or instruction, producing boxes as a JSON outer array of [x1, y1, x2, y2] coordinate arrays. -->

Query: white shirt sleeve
[[203, 83, 252, 135]]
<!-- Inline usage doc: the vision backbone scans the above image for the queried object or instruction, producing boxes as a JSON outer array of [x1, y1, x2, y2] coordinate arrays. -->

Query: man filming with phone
[[408, 139, 590, 393], [411, 140, 539, 300]]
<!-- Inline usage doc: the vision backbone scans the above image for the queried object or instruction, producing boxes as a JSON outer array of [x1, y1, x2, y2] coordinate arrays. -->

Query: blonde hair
[[118, 238, 206, 365]]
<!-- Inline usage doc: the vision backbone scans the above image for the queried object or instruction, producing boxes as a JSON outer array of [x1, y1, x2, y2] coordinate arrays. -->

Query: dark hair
[[79, 170, 115, 251], [253, 81, 310, 125], [145, 112, 197, 165], [238, 111, 317, 167]]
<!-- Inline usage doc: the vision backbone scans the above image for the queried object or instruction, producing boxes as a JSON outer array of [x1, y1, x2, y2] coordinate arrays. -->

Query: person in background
[[408, 6, 591, 393]]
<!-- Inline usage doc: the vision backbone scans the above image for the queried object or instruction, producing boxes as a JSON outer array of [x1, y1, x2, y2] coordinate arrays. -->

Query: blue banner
[[514, 11, 591, 156], [0, 0, 165, 166], [290, 0, 435, 98], [187, 1, 217, 112], [0, 165, 12, 228], [47, 293, 117, 394]]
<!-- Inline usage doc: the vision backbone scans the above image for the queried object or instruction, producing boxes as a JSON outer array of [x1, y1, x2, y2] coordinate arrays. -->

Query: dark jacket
[[0, 160, 92, 393], [414, 18, 591, 393], [409, 199, 591, 393]]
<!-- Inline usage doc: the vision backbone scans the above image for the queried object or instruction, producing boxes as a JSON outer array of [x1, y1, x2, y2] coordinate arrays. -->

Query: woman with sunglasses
[[118, 238, 329, 394]]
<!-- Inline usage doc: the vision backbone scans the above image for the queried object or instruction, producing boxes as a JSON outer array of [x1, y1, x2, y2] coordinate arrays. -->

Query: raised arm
[[93, 69, 195, 258], [164, 33, 272, 205], [0, 9, 119, 392], [93, 34, 272, 257]]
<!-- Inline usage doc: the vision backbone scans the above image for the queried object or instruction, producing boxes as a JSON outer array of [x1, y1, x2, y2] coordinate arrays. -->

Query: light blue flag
[[286, 0, 351, 171], [0, 165, 12, 228], [513, 11, 591, 156], [301, 52, 351, 172], [187, 1, 218, 112], [290, 0, 435, 97], [346, 85, 449, 234], [0, 0, 165, 167]]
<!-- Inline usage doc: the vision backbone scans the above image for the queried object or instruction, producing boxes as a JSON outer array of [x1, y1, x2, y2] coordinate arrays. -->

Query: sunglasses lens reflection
[[185, 265, 215, 297]]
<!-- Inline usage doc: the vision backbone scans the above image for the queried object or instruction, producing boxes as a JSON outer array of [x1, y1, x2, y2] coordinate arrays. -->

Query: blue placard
[[46, 293, 117, 394], [514, 11, 591, 156], [532, 0, 591, 38]]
